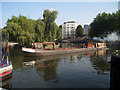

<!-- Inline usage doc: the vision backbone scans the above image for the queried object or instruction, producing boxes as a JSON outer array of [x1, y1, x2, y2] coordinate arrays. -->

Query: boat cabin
[[32, 42, 55, 50], [87, 42, 106, 48]]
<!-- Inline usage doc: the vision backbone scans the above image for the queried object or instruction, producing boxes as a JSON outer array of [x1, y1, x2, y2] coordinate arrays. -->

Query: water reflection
[[1, 73, 12, 89], [88, 49, 110, 75], [23, 48, 110, 76], [9, 45, 110, 88], [36, 59, 59, 81], [95, 49, 106, 56], [9, 45, 24, 69]]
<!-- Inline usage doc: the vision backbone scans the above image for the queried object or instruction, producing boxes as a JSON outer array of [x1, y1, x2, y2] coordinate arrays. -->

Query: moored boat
[[22, 41, 107, 56], [0, 36, 13, 81], [0, 64, 12, 80]]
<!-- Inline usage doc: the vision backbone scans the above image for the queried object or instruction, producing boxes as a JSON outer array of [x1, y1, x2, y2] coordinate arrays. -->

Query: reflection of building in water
[[62, 55, 78, 63], [87, 49, 107, 58], [95, 49, 106, 56]]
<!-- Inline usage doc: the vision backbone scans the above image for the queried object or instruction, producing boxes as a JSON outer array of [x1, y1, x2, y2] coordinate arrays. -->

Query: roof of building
[[64, 21, 76, 24]]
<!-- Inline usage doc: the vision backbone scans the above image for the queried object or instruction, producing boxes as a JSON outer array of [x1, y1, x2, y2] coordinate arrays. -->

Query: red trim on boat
[[2, 64, 4, 67], [0, 73, 12, 81], [0, 70, 12, 77]]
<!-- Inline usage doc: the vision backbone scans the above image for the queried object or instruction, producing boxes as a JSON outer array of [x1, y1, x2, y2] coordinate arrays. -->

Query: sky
[[0, 0, 119, 28]]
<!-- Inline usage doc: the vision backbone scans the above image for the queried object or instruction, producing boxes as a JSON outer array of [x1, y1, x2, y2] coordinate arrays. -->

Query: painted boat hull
[[22, 47, 108, 56], [0, 64, 13, 80]]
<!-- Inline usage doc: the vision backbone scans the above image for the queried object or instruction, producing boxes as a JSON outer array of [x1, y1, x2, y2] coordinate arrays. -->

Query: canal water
[[2, 43, 119, 88]]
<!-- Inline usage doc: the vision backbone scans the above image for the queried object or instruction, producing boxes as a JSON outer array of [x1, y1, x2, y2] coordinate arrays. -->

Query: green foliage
[[50, 22, 59, 41], [43, 9, 58, 41], [43, 9, 58, 23], [7, 16, 19, 24], [59, 25, 62, 29], [2, 9, 62, 46], [89, 11, 120, 38], [35, 19, 45, 42], [57, 28, 62, 40], [76, 25, 84, 37], [3, 22, 22, 42]]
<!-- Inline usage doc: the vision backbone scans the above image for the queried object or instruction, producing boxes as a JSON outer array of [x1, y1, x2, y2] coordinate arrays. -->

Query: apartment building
[[119, 1, 120, 10], [62, 21, 77, 39], [83, 24, 90, 35]]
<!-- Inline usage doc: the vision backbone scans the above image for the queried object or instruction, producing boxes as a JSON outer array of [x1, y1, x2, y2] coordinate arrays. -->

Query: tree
[[43, 9, 58, 41], [2, 9, 61, 46], [3, 15, 36, 46], [56, 25, 62, 40], [18, 15, 27, 29], [43, 9, 58, 23], [50, 22, 59, 41], [89, 11, 120, 38], [76, 25, 84, 38], [7, 16, 19, 24], [59, 25, 62, 29], [23, 19, 36, 33], [35, 19, 45, 42], [3, 22, 22, 42]]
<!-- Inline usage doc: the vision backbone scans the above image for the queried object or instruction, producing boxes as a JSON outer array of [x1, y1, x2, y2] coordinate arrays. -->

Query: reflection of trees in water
[[9, 45, 24, 69], [90, 51, 110, 75], [35, 59, 59, 82]]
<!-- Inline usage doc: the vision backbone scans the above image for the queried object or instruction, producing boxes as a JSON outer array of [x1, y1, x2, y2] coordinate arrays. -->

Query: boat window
[[36, 43, 43, 49]]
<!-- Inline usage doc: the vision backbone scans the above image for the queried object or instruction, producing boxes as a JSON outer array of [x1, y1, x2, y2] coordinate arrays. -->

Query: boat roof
[[70, 39, 104, 43], [34, 42, 55, 44]]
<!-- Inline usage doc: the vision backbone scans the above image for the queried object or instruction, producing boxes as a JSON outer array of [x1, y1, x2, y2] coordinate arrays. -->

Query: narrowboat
[[22, 41, 107, 56], [0, 36, 13, 81]]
